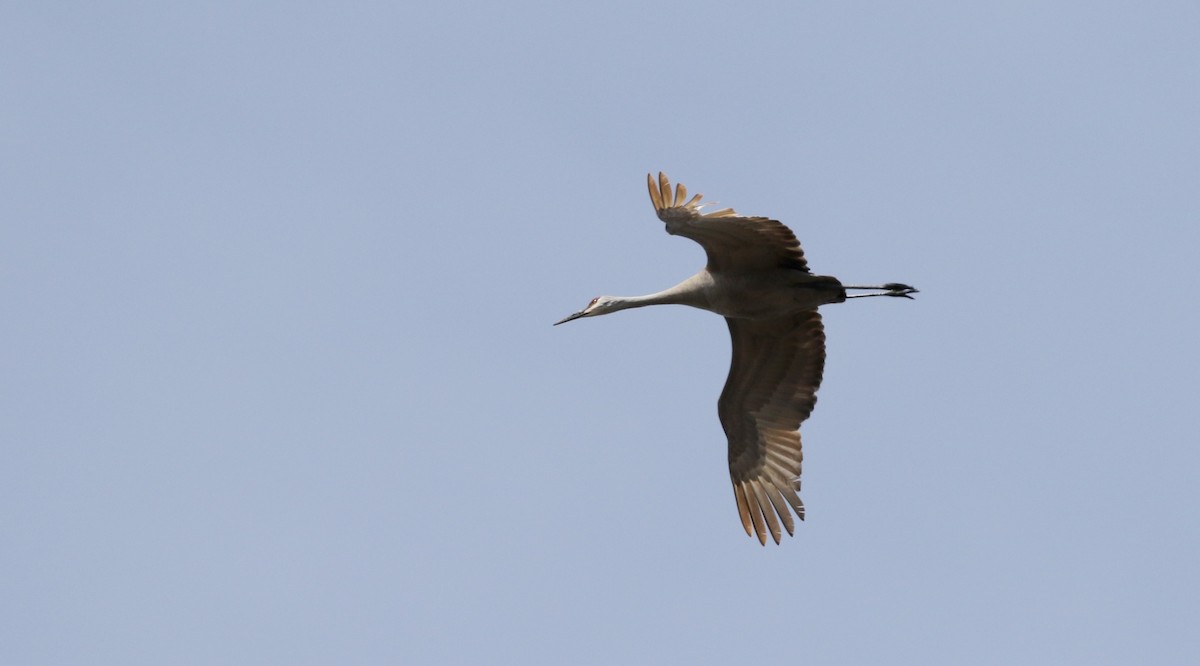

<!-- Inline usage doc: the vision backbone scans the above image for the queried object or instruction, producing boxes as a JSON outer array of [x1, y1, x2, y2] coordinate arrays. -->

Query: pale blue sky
[[3, 2, 1199, 664]]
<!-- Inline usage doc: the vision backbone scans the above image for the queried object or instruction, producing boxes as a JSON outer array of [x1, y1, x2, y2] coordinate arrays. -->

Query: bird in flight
[[555, 173, 916, 544]]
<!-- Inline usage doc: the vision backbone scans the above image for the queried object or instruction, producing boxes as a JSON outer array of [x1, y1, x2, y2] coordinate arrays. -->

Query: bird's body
[[582, 269, 844, 319], [556, 173, 916, 545]]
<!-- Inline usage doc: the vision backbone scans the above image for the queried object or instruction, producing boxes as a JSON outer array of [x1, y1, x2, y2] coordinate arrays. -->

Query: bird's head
[[554, 296, 618, 325]]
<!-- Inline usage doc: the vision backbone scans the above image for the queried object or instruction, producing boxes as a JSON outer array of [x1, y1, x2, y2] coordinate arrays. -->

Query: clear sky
[[3, 2, 1199, 664]]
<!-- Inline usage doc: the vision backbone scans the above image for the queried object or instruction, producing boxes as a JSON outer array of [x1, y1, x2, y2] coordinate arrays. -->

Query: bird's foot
[[882, 283, 918, 299]]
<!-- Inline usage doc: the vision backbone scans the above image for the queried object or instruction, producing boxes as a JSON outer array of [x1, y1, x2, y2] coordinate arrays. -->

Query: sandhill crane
[[555, 173, 917, 545]]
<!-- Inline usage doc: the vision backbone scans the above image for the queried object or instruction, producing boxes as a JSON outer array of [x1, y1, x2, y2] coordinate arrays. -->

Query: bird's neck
[[611, 273, 711, 312]]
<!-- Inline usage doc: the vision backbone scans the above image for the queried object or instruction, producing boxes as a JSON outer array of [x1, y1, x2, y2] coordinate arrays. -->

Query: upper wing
[[647, 172, 811, 274], [719, 310, 827, 545]]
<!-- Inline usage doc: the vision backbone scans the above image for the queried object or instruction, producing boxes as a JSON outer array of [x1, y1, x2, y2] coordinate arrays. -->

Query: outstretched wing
[[647, 172, 811, 274], [719, 310, 826, 545]]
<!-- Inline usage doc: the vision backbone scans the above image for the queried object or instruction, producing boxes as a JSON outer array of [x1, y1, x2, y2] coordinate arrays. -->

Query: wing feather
[[760, 478, 795, 541], [745, 481, 770, 546], [733, 482, 754, 538], [646, 172, 811, 273], [750, 479, 783, 545], [646, 173, 664, 211], [720, 310, 827, 544]]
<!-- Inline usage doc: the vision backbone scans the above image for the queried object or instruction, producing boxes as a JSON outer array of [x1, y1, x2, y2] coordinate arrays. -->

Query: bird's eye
[[589, 297, 600, 307]]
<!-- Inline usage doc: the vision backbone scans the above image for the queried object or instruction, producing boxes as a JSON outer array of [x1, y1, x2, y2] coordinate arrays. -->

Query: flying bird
[[555, 173, 916, 544]]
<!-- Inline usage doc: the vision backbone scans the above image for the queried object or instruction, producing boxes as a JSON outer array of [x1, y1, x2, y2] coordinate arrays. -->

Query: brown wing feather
[[719, 310, 826, 544], [647, 172, 811, 274]]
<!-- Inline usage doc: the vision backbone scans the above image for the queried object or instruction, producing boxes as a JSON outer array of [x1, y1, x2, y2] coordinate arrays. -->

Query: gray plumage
[[556, 173, 916, 544]]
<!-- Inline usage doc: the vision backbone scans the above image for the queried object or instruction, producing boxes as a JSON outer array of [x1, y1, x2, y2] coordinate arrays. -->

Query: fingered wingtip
[[648, 171, 679, 212], [647, 171, 715, 220], [648, 171, 667, 211]]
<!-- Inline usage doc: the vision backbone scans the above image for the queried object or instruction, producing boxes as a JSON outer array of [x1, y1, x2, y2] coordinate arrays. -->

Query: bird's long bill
[[553, 310, 587, 326]]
